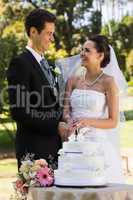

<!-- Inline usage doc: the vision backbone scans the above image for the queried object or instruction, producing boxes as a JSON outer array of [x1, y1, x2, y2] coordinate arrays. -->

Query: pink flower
[[36, 166, 54, 186]]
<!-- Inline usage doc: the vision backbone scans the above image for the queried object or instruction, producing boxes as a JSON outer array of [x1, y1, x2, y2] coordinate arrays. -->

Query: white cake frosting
[[54, 136, 107, 186]]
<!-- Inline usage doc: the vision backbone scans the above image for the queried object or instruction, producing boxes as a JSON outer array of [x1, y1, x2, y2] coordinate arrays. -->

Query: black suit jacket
[[7, 49, 62, 166]]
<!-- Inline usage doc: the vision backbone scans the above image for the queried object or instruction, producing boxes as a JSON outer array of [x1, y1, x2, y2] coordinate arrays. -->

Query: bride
[[58, 35, 127, 183]]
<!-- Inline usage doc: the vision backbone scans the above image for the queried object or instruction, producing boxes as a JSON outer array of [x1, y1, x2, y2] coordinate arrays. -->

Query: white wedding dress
[[70, 88, 124, 183]]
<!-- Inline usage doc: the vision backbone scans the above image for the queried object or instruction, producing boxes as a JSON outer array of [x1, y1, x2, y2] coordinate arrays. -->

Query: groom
[[7, 9, 66, 169]]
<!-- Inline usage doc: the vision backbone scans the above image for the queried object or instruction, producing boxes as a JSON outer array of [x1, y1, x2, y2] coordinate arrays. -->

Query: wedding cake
[[54, 130, 107, 186]]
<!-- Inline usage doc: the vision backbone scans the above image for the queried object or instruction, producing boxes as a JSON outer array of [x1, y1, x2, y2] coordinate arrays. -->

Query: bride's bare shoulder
[[102, 73, 118, 91], [102, 73, 115, 84]]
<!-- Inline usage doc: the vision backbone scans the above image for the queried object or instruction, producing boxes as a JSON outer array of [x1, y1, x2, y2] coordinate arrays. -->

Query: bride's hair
[[89, 35, 110, 68]]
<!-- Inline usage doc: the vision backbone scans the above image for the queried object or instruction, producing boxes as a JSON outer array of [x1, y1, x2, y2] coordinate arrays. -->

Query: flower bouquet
[[12, 154, 54, 200]]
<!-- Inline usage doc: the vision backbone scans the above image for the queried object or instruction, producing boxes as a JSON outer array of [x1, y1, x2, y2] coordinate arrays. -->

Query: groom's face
[[32, 22, 55, 52]]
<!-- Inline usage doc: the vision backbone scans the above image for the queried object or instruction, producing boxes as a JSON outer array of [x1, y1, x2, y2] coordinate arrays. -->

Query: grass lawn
[[0, 159, 17, 175], [0, 130, 15, 149]]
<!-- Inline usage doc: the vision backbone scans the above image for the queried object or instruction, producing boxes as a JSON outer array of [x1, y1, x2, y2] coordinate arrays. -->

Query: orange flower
[[35, 159, 48, 167]]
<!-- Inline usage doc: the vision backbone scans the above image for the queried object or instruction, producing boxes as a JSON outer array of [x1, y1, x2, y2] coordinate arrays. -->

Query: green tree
[[101, 15, 133, 76], [45, 0, 94, 54], [0, 35, 19, 108], [1, 0, 95, 55], [90, 10, 102, 34], [127, 50, 133, 77]]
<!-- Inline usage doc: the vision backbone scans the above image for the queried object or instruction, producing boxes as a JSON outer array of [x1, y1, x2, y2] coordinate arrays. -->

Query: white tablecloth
[[28, 183, 133, 200]]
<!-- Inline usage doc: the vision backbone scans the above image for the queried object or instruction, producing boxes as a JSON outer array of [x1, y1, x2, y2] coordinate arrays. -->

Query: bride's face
[[80, 40, 103, 69]]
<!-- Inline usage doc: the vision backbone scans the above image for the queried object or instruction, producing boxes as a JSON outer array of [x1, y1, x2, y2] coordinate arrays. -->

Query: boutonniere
[[52, 66, 61, 76]]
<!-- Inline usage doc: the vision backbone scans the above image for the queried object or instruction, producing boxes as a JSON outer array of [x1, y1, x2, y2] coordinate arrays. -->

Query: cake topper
[[75, 129, 78, 141]]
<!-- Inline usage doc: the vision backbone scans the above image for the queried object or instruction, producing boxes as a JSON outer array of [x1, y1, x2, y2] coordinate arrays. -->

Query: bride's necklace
[[85, 71, 104, 87]]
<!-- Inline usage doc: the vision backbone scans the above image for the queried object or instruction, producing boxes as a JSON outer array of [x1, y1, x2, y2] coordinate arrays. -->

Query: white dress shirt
[[26, 46, 43, 65]]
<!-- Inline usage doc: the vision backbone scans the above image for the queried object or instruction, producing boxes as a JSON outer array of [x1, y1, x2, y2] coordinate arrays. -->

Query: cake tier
[[54, 169, 106, 186], [58, 154, 104, 170], [62, 140, 103, 155]]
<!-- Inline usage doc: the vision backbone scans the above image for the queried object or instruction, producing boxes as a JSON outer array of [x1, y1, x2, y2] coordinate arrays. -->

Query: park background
[[0, 0, 133, 199]]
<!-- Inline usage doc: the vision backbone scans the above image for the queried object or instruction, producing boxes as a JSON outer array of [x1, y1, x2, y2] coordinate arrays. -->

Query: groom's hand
[[67, 120, 77, 136], [58, 122, 69, 141]]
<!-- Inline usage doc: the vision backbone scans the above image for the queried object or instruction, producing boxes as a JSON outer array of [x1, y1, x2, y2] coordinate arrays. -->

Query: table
[[28, 183, 133, 200]]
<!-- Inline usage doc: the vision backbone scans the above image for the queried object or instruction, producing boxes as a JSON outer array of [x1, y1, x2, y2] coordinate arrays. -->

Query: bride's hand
[[58, 120, 76, 140], [58, 122, 69, 141], [67, 119, 77, 136], [74, 119, 90, 128]]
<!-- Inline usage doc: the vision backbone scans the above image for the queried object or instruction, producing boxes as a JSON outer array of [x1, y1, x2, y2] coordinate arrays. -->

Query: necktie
[[40, 58, 54, 85], [40, 58, 58, 97]]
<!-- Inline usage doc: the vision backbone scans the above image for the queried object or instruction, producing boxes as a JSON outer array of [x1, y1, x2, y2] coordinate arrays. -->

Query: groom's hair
[[25, 9, 56, 37]]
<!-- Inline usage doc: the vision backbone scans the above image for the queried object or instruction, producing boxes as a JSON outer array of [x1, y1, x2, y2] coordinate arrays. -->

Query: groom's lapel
[[25, 49, 54, 94]]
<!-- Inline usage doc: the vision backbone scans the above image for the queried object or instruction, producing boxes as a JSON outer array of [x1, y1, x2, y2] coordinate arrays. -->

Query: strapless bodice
[[70, 89, 106, 119]]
